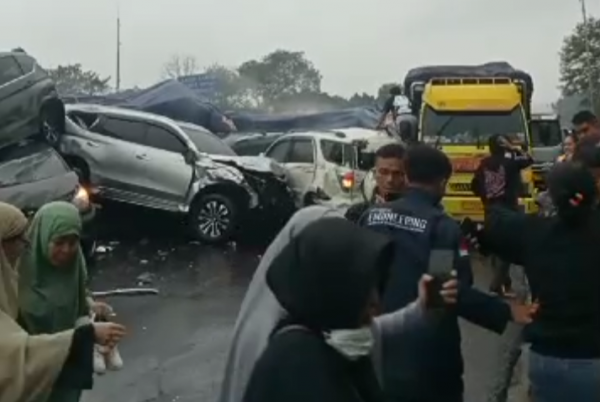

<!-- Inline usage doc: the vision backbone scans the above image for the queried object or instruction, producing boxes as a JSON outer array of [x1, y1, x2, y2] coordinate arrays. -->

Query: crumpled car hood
[[208, 154, 286, 177]]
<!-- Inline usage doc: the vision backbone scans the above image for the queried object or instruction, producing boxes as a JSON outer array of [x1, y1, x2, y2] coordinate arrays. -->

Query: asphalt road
[[82, 202, 529, 402]]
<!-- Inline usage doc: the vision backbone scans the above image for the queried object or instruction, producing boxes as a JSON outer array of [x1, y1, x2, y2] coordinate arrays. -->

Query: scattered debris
[[95, 245, 113, 254], [136, 272, 154, 285]]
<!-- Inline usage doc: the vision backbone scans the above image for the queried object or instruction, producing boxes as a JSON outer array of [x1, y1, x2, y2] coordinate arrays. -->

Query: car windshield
[[531, 119, 562, 147], [421, 106, 527, 146], [0, 141, 70, 187], [179, 124, 237, 156]]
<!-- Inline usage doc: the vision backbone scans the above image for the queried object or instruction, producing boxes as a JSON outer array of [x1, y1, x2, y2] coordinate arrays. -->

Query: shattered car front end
[[207, 155, 297, 224]]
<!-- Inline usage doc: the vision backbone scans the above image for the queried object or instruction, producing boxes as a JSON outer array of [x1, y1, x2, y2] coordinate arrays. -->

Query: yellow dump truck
[[404, 63, 537, 221]]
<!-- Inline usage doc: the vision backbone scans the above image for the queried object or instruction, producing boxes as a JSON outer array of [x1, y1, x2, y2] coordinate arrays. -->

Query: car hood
[[208, 154, 286, 177]]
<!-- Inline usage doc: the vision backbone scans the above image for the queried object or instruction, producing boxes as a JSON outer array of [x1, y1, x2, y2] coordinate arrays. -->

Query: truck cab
[[404, 63, 538, 221], [530, 113, 563, 191]]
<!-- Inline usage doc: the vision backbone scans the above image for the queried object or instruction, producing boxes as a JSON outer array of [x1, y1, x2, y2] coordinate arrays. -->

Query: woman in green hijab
[[19, 201, 106, 402]]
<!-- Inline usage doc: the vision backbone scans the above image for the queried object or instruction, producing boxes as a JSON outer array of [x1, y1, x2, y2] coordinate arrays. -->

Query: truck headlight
[[72, 186, 90, 212]]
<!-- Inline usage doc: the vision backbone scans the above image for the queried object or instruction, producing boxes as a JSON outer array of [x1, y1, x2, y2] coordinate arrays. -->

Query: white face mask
[[325, 326, 374, 360]]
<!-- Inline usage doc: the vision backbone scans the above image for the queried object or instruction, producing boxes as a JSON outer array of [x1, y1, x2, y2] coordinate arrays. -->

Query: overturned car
[[59, 104, 295, 243]]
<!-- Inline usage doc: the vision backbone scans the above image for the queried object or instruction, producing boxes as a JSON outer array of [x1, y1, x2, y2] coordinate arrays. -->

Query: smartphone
[[426, 249, 454, 309]]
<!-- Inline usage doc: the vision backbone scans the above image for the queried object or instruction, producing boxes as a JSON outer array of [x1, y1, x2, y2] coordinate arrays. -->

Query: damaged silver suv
[[60, 104, 294, 243]]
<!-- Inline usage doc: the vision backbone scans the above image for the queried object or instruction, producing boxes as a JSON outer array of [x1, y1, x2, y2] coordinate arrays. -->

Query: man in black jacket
[[471, 134, 533, 295], [345, 143, 406, 223], [360, 145, 530, 402]]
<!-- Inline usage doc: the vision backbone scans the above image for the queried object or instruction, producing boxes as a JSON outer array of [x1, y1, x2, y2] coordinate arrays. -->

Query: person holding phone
[[345, 143, 407, 223], [360, 144, 534, 402], [474, 162, 600, 402]]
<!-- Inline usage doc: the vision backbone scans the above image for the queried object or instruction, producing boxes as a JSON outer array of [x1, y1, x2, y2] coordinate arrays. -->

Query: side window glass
[[288, 139, 314, 163], [267, 140, 292, 163], [145, 125, 186, 153], [321, 140, 344, 165], [96, 118, 146, 144], [0, 56, 23, 86], [321, 140, 354, 167]]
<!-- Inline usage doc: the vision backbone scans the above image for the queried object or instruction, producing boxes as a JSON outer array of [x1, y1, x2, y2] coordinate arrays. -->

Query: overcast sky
[[2, 0, 597, 106]]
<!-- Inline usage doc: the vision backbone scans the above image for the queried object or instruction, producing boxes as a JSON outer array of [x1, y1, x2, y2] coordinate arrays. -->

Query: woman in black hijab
[[242, 217, 394, 402]]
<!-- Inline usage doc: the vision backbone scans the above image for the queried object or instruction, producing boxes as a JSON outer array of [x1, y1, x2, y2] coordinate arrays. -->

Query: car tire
[[39, 100, 65, 146], [190, 193, 238, 244]]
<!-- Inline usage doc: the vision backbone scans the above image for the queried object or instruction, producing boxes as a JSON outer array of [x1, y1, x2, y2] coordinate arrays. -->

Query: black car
[[0, 50, 65, 150], [0, 140, 96, 263]]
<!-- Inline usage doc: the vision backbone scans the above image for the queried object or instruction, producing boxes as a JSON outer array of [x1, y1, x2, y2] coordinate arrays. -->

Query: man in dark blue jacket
[[360, 145, 528, 402]]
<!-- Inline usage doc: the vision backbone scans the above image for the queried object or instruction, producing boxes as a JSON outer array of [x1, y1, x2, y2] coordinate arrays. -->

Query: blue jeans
[[529, 351, 600, 402]]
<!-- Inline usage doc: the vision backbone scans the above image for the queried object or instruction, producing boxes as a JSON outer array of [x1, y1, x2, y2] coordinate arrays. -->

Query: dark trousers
[[489, 255, 512, 293]]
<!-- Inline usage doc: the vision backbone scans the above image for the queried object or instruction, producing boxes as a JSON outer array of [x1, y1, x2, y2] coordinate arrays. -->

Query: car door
[[139, 124, 194, 209], [267, 137, 316, 197], [319, 139, 360, 198], [0, 55, 28, 148], [86, 116, 152, 203]]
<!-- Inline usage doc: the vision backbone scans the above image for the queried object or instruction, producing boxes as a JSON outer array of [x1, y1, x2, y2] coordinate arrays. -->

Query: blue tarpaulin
[[229, 107, 380, 132], [63, 80, 232, 134]]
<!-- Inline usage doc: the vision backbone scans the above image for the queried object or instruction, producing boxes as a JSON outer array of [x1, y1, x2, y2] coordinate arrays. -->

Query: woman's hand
[[91, 301, 114, 319], [93, 322, 126, 347], [417, 272, 459, 307]]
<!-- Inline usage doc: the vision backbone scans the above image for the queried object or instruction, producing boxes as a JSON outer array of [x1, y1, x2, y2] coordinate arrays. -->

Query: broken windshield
[[421, 106, 527, 146]]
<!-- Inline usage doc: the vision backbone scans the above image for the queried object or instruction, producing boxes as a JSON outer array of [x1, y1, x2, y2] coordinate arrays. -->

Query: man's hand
[[91, 300, 114, 319], [508, 299, 539, 324], [417, 272, 459, 307]]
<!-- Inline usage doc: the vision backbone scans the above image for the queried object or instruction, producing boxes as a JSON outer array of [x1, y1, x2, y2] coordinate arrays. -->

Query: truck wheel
[[190, 193, 238, 244]]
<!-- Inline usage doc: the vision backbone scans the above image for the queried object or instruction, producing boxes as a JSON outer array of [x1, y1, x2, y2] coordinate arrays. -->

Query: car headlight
[[72, 186, 90, 212]]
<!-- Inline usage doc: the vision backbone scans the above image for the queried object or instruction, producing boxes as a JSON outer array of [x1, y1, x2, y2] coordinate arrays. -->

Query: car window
[[288, 139, 314, 163], [0, 56, 23, 86], [14, 54, 35, 74], [320, 140, 355, 167], [145, 125, 187, 153], [95, 117, 146, 144], [266, 140, 292, 163], [0, 142, 70, 187], [179, 124, 236, 156]]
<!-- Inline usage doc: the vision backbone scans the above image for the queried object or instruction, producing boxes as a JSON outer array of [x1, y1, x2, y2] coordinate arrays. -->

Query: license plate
[[461, 201, 482, 211]]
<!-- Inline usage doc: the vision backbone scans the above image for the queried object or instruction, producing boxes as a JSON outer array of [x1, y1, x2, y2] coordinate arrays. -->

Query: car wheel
[[39, 101, 64, 145], [190, 193, 238, 244]]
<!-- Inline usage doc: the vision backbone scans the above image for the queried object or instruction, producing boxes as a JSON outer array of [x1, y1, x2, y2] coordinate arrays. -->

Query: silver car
[[0, 50, 64, 150], [59, 104, 293, 243]]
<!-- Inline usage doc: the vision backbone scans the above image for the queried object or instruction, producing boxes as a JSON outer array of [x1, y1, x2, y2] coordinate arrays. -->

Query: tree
[[559, 17, 600, 112], [347, 92, 377, 107], [47, 64, 111, 96], [238, 50, 322, 107], [203, 64, 255, 110], [376, 83, 402, 104], [162, 54, 200, 79]]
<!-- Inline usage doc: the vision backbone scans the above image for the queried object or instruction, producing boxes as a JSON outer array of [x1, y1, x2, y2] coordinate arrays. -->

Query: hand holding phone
[[425, 249, 455, 309]]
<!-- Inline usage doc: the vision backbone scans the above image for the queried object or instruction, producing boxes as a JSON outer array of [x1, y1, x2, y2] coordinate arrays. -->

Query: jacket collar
[[403, 186, 442, 208]]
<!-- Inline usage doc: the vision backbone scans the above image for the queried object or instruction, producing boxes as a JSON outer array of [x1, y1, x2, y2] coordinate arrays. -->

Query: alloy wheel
[[197, 200, 231, 240], [42, 120, 60, 144]]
